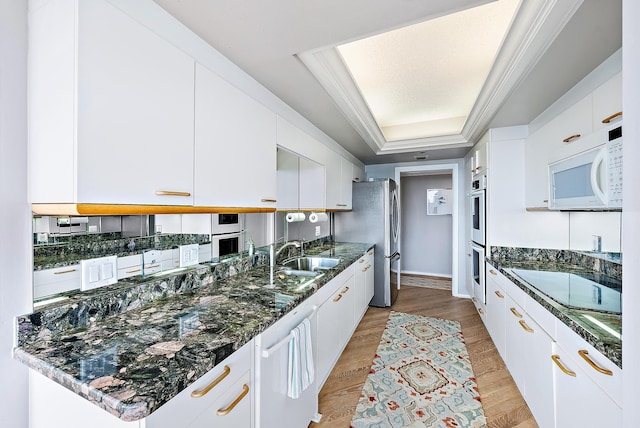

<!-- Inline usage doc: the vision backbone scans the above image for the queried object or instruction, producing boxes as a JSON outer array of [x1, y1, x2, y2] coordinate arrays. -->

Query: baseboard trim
[[401, 270, 452, 279]]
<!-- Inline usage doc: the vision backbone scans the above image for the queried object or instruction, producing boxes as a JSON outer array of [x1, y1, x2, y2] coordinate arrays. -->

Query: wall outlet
[[80, 255, 118, 291], [179, 244, 199, 268], [315, 226, 321, 237]]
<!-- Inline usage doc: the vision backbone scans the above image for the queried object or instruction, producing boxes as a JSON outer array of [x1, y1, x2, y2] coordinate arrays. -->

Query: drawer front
[[315, 263, 355, 305], [188, 371, 251, 428], [523, 293, 556, 340], [33, 264, 81, 286], [556, 320, 621, 406], [116, 254, 141, 270], [146, 340, 252, 427], [486, 263, 505, 290]]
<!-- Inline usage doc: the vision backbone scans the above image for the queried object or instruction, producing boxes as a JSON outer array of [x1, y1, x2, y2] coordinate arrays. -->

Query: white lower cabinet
[[29, 341, 253, 428], [484, 267, 506, 359], [354, 249, 374, 319], [552, 342, 622, 428], [481, 266, 622, 428], [316, 268, 356, 389]]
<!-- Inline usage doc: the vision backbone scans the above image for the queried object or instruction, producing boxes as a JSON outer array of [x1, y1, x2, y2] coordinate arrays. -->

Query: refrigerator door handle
[[386, 251, 400, 262]]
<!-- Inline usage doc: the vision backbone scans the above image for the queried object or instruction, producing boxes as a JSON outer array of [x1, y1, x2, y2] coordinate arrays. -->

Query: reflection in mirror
[[275, 212, 331, 244], [568, 211, 622, 263], [32, 213, 275, 304]]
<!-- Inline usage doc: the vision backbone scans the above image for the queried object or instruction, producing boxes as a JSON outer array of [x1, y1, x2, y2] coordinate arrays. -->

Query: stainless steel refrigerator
[[335, 178, 400, 307]]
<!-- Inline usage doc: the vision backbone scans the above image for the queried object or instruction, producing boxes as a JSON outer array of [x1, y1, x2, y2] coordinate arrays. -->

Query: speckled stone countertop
[[488, 246, 621, 368], [15, 241, 373, 421]]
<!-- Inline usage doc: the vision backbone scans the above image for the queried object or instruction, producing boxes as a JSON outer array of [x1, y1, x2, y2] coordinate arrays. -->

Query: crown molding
[[298, 0, 583, 154]]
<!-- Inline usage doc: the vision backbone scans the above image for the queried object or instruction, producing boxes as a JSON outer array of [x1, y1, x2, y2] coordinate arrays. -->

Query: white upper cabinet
[[524, 70, 622, 209], [592, 72, 622, 130], [324, 150, 353, 210], [352, 163, 365, 183], [299, 157, 325, 210], [194, 63, 277, 208], [29, 0, 196, 205]]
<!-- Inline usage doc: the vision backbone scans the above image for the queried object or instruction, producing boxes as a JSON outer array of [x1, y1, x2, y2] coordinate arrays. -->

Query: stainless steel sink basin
[[282, 257, 340, 272], [278, 268, 321, 278]]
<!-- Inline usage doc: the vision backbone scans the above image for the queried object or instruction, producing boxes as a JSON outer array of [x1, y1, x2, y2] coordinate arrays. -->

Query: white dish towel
[[287, 317, 314, 399]]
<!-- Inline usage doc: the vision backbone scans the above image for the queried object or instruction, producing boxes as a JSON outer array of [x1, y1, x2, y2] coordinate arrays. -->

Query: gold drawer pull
[[261, 199, 277, 203], [333, 294, 343, 302], [144, 264, 160, 269], [519, 320, 534, 333], [494, 290, 504, 299], [341, 286, 350, 294], [217, 384, 250, 416], [359, 259, 365, 263], [510, 307, 523, 318], [602, 111, 622, 124], [552, 355, 576, 377], [125, 268, 142, 274], [191, 365, 231, 398], [54, 269, 77, 275], [489, 269, 497, 276], [562, 134, 581, 143], [336, 203, 347, 207], [368, 251, 373, 256], [155, 190, 191, 197], [471, 297, 477, 303], [578, 350, 613, 376], [477, 307, 484, 315]]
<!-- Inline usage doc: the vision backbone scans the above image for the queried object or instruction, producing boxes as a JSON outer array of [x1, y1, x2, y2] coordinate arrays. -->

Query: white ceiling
[[152, 0, 621, 165]]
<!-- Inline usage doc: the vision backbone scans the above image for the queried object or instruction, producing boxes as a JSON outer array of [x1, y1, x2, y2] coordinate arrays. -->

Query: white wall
[[400, 174, 453, 277], [0, 0, 31, 425], [622, 1, 640, 426]]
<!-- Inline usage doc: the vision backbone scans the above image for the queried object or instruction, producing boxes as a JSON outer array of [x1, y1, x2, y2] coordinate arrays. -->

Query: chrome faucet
[[275, 240, 302, 259]]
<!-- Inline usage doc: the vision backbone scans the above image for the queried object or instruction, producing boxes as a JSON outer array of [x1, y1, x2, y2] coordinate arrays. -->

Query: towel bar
[[261, 305, 318, 358]]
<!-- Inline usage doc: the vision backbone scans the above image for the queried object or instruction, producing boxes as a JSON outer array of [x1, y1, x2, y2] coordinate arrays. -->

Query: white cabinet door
[[299, 157, 325, 211], [484, 266, 506, 359], [352, 163, 365, 183], [194, 63, 277, 208], [30, 0, 195, 205], [276, 148, 299, 211], [324, 149, 342, 210], [472, 139, 488, 175], [592, 72, 622, 131], [524, 122, 556, 209], [552, 343, 622, 428], [364, 249, 375, 305], [340, 157, 353, 210], [316, 274, 356, 388], [504, 295, 554, 428]]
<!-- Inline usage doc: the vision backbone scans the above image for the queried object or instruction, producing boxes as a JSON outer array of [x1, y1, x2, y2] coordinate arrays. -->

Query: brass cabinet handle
[[562, 134, 581, 143], [191, 365, 231, 398], [341, 286, 350, 294], [125, 268, 142, 274], [155, 190, 191, 197], [510, 307, 523, 318], [494, 290, 504, 299], [471, 297, 477, 303], [475, 165, 483, 171], [359, 259, 365, 263], [144, 264, 160, 269], [489, 269, 497, 276], [336, 203, 347, 207], [578, 350, 613, 376], [261, 199, 277, 203], [333, 294, 343, 302], [53, 269, 77, 275], [367, 251, 373, 256], [602, 111, 622, 124], [477, 306, 484, 315], [552, 355, 576, 377], [543, 199, 549, 203], [519, 319, 534, 333], [216, 384, 249, 416]]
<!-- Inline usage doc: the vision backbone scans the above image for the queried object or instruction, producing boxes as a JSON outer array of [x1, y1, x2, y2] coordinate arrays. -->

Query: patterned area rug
[[350, 312, 487, 428]]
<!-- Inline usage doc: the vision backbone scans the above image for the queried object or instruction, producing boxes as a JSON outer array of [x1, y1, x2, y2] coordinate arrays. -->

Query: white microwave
[[548, 124, 622, 210]]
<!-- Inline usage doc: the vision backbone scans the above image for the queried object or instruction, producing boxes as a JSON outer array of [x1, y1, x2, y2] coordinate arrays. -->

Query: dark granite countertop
[[15, 241, 373, 421], [488, 248, 621, 369]]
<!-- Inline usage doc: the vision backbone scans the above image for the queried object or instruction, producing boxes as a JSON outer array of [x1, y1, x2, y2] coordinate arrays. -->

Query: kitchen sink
[[282, 256, 341, 272], [278, 268, 321, 278]]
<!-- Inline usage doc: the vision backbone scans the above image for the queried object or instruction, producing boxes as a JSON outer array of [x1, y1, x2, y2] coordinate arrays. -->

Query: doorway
[[395, 162, 463, 297]]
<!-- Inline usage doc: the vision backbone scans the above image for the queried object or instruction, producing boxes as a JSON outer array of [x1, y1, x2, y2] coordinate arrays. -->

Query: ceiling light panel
[[337, 0, 520, 141]]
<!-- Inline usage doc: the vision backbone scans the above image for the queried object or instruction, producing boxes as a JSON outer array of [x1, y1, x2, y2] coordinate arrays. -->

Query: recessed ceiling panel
[[337, 0, 520, 141]]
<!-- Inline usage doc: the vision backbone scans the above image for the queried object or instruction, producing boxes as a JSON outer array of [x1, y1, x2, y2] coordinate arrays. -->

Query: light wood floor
[[311, 285, 537, 428]]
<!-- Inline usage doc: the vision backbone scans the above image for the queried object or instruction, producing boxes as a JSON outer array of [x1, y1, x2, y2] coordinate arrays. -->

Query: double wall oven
[[212, 214, 244, 258], [470, 173, 487, 304]]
